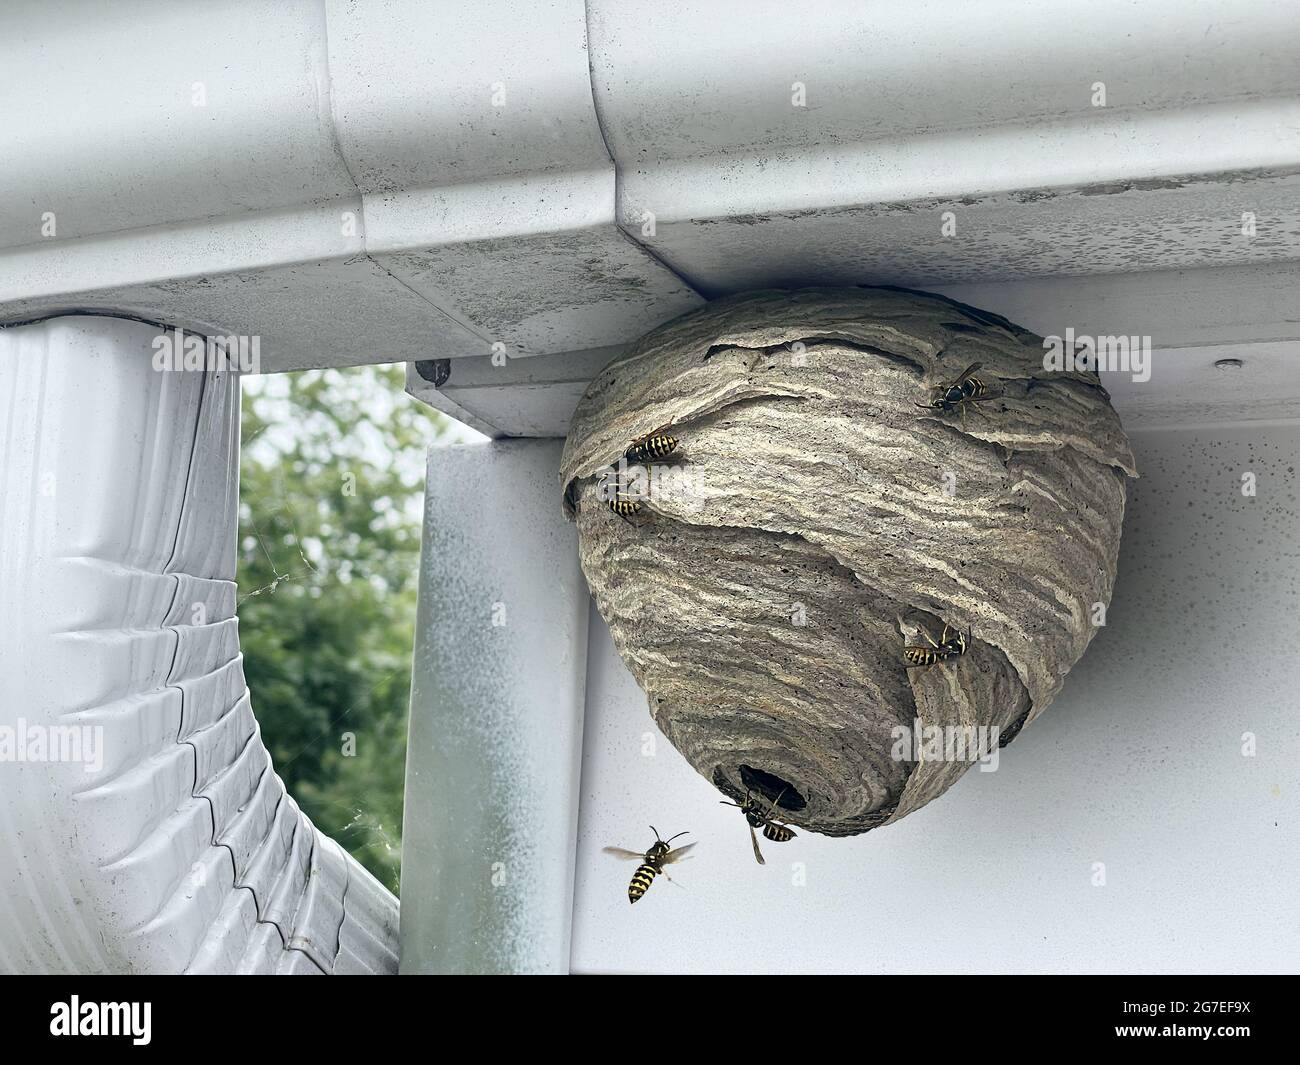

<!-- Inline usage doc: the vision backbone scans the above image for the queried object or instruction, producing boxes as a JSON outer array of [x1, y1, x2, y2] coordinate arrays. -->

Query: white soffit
[[1, 0, 1297, 428], [412, 261, 1300, 436]]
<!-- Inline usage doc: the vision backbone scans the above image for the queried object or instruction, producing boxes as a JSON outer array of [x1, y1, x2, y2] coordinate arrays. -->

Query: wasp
[[916, 362, 997, 420], [624, 425, 679, 465], [606, 491, 642, 523], [903, 623, 970, 668], [720, 788, 796, 865], [603, 427, 678, 524], [603, 827, 695, 903], [599, 465, 644, 525]]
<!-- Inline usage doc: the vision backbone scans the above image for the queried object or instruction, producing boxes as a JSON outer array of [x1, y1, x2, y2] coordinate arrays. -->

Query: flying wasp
[[720, 788, 796, 865], [916, 362, 997, 420], [603, 827, 695, 904], [903, 623, 970, 669]]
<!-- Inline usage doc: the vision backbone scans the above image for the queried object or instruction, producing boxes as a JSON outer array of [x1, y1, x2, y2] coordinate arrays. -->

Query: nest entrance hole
[[739, 765, 806, 811]]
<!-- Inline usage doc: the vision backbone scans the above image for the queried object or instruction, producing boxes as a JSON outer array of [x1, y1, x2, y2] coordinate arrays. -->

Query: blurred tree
[[236, 364, 451, 894]]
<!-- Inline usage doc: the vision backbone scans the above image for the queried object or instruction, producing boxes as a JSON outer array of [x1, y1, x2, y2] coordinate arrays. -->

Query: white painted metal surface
[[570, 424, 1300, 973], [413, 264, 1300, 436], [2, 0, 1296, 401], [400, 441, 588, 973], [0, 316, 398, 974], [0, 0, 700, 370], [593, 0, 1300, 276]]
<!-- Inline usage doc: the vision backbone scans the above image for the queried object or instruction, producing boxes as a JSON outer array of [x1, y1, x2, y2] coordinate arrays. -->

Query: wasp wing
[[749, 823, 766, 865], [627, 420, 678, 451], [660, 842, 697, 866], [602, 847, 646, 862], [957, 362, 1004, 402]]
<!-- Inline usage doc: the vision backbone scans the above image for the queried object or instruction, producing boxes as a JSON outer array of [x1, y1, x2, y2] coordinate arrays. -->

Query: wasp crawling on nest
[[720, 788, 797, 865], [903, 623, 970, 669], [603, 827, 695, 903], [567, 472, 643, 524], [600, 424, 682, 525], [605, 480, 642, 524], [916, 361, 1000, 422], [623, 425, 679, 465]]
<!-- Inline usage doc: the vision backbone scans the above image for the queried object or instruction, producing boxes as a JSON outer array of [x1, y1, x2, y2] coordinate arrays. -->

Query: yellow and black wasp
[[916, 362, 997, 420], [903, 623, 970, 669], [624, 425, 679, 465], [605, 425, 680, 525], [600, 465, 645, 524], [606, 487, 642, 523], [720, 788, 796, 865], [603, 827, 695, 903]]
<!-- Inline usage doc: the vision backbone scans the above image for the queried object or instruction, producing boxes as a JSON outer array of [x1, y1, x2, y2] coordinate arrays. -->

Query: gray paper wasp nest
[[560, 289, 1136, 836]]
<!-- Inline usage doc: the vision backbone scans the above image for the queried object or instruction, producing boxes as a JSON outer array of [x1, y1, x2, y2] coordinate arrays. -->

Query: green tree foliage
[[236, 364, 450, 894]]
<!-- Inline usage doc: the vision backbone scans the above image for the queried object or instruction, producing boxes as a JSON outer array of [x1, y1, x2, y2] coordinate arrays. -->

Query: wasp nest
[[560, 288, 1136, 836]]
